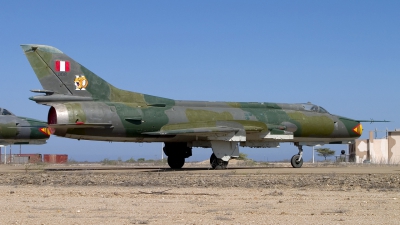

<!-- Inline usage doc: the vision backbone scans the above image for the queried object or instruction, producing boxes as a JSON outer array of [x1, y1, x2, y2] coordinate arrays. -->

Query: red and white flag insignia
[[55, 60, 70, 72]]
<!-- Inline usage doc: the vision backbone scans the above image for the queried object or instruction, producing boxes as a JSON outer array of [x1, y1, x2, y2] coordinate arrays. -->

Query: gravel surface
[[1, 170, 400, 191], [0, 164, 399, 224]]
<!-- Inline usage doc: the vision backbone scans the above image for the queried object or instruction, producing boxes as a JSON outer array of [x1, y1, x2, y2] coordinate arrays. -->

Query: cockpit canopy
[[0, 108, 14, 116], [301, 103, 329, 114]]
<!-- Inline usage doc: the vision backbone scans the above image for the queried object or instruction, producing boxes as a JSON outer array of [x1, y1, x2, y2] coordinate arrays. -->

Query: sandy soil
[[0, 163, 399, 224]]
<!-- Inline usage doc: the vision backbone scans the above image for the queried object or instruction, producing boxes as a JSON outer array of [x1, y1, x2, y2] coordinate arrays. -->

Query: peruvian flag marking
[[55, 60, 70, 72]]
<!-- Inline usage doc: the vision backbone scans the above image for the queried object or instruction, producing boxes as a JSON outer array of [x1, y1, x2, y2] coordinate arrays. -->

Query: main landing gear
[[208, 141, 238, 170], [210, 153, 229, 170], [291, 144, 304, 168], [167, 157, 185, 169], [163, 142, 192, 169], [164, 141, 237, 170]]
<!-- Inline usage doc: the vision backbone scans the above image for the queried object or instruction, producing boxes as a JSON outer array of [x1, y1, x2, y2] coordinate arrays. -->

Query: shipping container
[[1, 155, 30, 164], [43, 154, 68, 164], [16, 154, 42, 163], [13, 156, 30, 164]]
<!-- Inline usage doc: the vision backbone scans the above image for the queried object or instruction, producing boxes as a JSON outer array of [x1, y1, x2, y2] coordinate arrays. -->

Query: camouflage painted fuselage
[[21, 44, 361, 148], [45, 101, 361, 145]]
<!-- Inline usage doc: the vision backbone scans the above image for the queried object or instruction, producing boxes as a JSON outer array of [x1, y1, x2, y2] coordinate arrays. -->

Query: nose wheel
[[291, 154, 303, 168], [291, 144, 304, 168]]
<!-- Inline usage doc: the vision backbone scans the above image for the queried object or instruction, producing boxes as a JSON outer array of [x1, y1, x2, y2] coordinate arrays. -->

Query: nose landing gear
[[291, 144, 303, 168]]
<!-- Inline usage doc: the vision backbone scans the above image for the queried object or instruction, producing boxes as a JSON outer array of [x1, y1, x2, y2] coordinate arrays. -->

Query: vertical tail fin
[[21, 44, 173, 104], [21, 44, 113, 100]]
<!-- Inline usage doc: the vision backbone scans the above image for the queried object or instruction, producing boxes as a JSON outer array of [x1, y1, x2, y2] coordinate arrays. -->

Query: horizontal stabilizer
[[30, 89, 55, 95], [29, 94, 94, 103]]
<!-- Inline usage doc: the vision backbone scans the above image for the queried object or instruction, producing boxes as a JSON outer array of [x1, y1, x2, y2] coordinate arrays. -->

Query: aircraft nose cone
[[352, 123, 363, 136]]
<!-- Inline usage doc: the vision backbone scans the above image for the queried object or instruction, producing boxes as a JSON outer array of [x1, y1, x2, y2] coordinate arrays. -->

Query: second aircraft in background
[[0, 107, 49, 146]]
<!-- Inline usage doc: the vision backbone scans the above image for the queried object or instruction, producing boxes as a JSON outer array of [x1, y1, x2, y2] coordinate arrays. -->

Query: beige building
[[349, 130, 400, 164]]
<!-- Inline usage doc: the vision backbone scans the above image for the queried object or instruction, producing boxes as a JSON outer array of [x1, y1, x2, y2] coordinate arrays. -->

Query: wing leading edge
[[142, 121, 293, 142]]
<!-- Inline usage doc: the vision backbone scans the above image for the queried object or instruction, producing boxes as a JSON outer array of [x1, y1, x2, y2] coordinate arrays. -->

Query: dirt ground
[[0, 163, 399, 224]]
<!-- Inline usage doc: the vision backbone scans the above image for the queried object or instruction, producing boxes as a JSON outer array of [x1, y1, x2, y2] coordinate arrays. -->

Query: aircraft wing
[[143, 125, 246, 142], [143, 126, 241, 136], [142, 121, 292, 142], [48, 123, 113, 129]]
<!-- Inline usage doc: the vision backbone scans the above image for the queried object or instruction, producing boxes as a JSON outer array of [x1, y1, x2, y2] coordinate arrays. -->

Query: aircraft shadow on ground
[[43, 166, 291, 172]]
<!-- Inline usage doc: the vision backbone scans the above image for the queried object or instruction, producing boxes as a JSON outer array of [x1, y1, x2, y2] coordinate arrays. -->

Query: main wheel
[[210, 153, 228, 170], [291, 154, 303, 168], [167, 156, 185, 169]]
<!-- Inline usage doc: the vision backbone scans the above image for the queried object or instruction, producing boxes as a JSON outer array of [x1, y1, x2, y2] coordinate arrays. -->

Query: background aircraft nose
[[27, 126, 51, 140], [38, 127, 51, 137]]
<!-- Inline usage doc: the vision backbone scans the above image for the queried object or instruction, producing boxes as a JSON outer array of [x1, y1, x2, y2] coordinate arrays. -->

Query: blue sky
[[0, 1, 399, 162]]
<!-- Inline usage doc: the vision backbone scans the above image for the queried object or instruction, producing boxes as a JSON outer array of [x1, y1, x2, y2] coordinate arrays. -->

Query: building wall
[[370, 139, 388, 164], [355, 139, 368, 163], [354, 130, 400, 164], [388, 131, 400, 164]]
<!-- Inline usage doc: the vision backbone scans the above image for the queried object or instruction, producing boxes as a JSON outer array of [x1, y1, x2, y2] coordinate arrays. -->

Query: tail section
[[21, 44, 171, 104]]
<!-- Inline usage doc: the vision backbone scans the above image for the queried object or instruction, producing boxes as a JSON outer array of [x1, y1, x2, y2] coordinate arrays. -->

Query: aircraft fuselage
[[47, 100, 361, 146]]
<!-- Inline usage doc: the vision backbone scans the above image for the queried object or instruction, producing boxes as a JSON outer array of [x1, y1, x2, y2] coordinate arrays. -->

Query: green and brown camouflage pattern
[[21, 44, 364, 168], [0, 107, 49, 145]]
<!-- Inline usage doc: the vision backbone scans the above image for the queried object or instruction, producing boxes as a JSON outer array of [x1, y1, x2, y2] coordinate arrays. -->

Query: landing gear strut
[[210, 153, 228, 170], [291, 144, 303, 168]]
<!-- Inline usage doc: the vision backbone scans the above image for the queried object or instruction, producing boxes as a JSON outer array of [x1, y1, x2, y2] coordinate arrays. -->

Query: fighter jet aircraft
[[0, 107, 50, 145], [21, 44, 368, 169]]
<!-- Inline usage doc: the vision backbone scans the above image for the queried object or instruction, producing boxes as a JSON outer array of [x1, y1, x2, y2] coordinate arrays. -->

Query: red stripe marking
[[55, 61, 60, 71], [65, 61, 70, 72]]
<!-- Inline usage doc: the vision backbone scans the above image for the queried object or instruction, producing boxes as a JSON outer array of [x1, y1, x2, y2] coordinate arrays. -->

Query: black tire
[[163, 142, 192, 158], [291, 155, 303, 168], [167, 156, 185, 169], [209, 153, 217, 165], [210, 153, 228, 170]]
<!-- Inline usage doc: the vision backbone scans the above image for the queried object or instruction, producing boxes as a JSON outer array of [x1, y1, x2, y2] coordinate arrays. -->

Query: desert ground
[[0, 162, 399, 225]]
